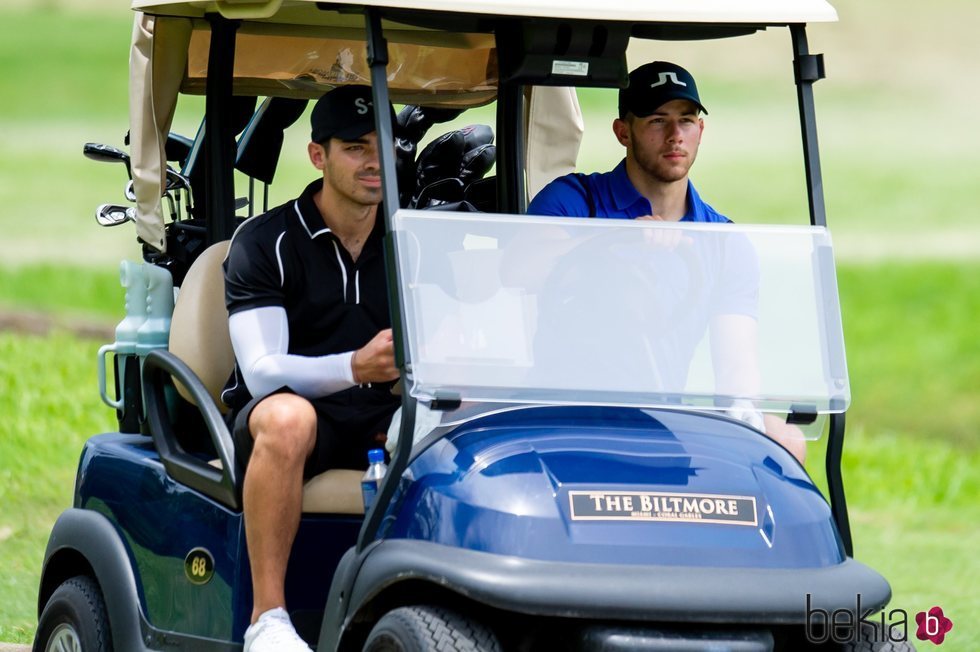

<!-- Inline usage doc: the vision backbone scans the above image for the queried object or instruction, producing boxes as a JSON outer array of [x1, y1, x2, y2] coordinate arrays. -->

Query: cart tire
[[34, 575, 112, 652], [363, 605, 501, 652], [839, 621, 916, 651]]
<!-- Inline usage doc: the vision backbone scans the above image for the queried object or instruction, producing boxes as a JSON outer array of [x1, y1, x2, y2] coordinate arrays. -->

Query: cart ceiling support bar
[[358, 379, 417, 553], [359, 7, 416, 553], [365, 10, 401, 215], [827, 412, 853, 556], [364, 7, 407, 370], [204, 15, 240, 245], [793, 23, 850, 556], [791, 24, 826, 228], [496, 81, 526, 214]]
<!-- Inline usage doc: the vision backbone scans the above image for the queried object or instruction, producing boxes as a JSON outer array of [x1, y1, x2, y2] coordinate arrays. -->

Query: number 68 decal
[[184, 548, 215, 585]]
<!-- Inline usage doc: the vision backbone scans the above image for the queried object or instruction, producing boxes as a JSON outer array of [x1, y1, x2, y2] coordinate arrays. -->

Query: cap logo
[[649, 72, 687, 89], [354, 97, 372, 115]]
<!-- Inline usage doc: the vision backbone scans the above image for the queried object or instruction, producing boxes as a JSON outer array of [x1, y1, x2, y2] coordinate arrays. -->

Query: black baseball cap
[[310, 85, 395, 143], [618, 61, 708, 119]]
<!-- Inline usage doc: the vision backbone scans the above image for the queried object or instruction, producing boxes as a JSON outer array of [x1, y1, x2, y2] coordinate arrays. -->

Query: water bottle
[[136, 263, 175, 358], [361, 448, 388, 511], [98, 261, 147, 410]]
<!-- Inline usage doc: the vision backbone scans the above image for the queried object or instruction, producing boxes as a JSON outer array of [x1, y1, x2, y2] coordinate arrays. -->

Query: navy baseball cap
[[618, 61, 708, 119], [310, 85, 394, 143]]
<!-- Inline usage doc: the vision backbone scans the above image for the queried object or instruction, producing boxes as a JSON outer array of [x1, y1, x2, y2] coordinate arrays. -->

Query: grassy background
[[0, 0, 978, 648]]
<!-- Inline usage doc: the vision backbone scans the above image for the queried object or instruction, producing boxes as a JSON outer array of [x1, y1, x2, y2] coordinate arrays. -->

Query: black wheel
[[839, 622, 916, 651], [34, 576, 112, 652], [363, 605, 501, 652]]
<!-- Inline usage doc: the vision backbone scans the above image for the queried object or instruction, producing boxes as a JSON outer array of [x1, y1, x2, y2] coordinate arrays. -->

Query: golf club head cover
[[463, 175, 497, 212], [395, 105, 465, 206], [395, 135, 417, 207], [459, 124, 494, 151], [414, 178, 465, 209], [396, 104, 465, 142], [236, 97, 308, 185], [413, 130, 466, 206], [394, 105, 422, 206], [164, 133, 194, 167], [186, 95, 257, 216], [396, 105, 467, 206], [459, 143, 496, 183]]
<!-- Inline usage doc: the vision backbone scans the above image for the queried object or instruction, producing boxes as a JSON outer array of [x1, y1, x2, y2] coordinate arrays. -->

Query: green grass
[[0, 331, 116, 644], [838, 263, 980, 449], [0, 9, 129, 122], [0, 8, 202, 267], [841, 431, 980, 651], [0, 264, 121, 320]]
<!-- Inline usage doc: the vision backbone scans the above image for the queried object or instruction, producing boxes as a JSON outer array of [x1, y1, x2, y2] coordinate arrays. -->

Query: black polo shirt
[[222, 178, 393, 411]]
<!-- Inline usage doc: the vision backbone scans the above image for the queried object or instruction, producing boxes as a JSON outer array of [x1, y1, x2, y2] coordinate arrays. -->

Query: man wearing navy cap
[[527, 62, 807, 464], [222, 85, 399, 652], [529, 61, 722, 222]]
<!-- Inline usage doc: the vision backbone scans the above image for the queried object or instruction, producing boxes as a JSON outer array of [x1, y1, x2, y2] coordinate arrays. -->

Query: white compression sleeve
[[228, 306, 356, 399]]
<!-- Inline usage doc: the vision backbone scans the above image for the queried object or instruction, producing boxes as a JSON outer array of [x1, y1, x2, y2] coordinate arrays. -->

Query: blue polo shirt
[[525, 160, 757, 393], [527, 159, 730, 222]]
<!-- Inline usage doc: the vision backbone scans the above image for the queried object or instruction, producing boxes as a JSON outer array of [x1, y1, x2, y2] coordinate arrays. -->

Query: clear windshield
[[393, 210, 848, 415]]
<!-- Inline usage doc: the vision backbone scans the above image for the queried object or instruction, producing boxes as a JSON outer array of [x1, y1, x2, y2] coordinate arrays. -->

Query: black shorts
[[230, 386, 399, 479]]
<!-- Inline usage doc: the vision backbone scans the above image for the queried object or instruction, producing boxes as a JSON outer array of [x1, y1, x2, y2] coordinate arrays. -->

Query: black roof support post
[[358, 6, 416, 553], [827, 412, 853, 556], [204, 14, 240, 245], [364, 9, 402, 218], [791, 24, 827, 228], [791, 25, 852, 556], [496, 81, 526, 214]]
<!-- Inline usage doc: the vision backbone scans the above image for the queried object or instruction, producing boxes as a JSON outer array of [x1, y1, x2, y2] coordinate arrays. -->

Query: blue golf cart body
[[34, 1, 905, 651]]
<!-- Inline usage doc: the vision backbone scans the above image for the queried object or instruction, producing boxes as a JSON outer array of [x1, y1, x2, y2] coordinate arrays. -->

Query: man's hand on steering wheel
[[635, 214, 693, 250]]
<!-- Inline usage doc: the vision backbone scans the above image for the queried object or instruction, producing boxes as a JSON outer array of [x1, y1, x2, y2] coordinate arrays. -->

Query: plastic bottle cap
[[367, 448, 385, 464]]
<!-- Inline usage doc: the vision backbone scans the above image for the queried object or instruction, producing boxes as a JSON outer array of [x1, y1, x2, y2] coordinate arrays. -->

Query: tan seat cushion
[[208, 460, 365, 515], [302, 469, 365, 515], [169, 240, 234, 413]]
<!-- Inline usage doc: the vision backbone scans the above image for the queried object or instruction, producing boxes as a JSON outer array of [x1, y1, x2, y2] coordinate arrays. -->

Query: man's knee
[[248, 393, 317, 461]]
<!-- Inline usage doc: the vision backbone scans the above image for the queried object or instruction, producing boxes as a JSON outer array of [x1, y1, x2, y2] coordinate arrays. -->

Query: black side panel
[[341, 540, 891, 626], [827, 412, 852, 556], [142, 349, 241, 509], [316, 546, 363, 651], [40, 509, 246, 651], [39, 509, 147, 651]]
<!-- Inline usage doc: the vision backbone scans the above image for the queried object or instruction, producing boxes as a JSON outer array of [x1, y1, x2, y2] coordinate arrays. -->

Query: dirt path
[[0, 309, 114, 340]]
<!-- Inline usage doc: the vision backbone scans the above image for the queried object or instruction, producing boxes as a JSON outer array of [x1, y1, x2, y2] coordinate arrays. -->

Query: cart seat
[[169, 240, 365, 515]]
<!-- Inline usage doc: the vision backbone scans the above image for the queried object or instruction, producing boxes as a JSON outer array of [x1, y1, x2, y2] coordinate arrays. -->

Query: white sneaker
[[243, 607, 313, 652]]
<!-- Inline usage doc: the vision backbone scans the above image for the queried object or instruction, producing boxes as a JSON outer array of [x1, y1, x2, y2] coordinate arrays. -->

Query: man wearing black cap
[[526, 62, 807, 464], [222, 84, 399, 652], [528, 61, 721, 222]]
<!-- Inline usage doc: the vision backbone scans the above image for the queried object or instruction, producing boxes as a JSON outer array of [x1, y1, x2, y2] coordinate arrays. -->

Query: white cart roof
[[132, 0, 837, 24]]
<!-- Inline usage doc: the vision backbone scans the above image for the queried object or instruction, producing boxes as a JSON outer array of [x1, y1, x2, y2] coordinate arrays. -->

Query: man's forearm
[[228, 307, 357, 400]]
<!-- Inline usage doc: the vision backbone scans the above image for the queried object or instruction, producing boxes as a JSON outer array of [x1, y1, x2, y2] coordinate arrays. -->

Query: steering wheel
[[542, 227, 704, 332], [531, 227, 706, 389]]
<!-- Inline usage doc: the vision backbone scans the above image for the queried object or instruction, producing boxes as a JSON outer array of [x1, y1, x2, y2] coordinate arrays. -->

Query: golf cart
[[35, 1, 908, 650]]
